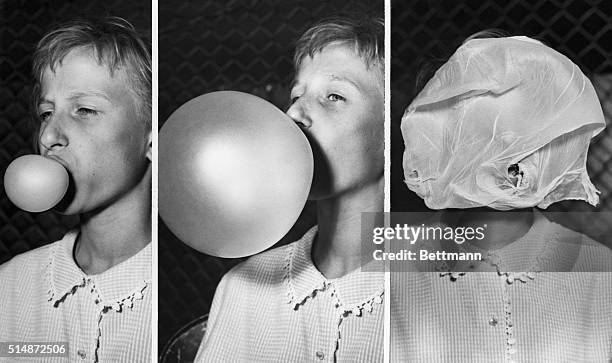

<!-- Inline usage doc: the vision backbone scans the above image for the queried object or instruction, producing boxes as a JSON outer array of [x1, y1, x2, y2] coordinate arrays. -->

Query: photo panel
[[0, 0, 152, 362], [390, 0, 612, 361], [158, 0, 384, 361]]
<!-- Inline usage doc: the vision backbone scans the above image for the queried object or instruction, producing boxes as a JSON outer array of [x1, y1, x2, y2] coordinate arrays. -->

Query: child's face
[[37, 48, 151, 215], [287, 44, 383, 200]]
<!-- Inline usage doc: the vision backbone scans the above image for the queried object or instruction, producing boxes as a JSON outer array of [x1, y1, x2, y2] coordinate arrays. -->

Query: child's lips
[[44, 155, 70, 172]]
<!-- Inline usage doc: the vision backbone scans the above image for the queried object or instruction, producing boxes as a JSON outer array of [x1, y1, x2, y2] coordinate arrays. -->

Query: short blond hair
[[294, 15, 384, 91], [32, 16, 151, 127]]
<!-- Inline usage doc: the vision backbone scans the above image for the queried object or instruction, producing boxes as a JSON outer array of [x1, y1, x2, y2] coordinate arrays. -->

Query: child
[[0, 17, 152, 362], [196, 15, 385, 362], [392, 35, 612, 362]]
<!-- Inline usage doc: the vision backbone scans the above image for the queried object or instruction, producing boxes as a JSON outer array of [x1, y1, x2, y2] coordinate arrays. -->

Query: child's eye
[[39, 111, 52, 122], [290, 95, 300, 104], [77, 108, 98, 116], [327, 94, 345, 102]]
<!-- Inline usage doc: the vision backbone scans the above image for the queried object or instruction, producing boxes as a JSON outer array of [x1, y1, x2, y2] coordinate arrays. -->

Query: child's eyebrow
[[67, 91, 112, 102], [38, 99, 54, 107], [38, 91, 114, 107], [328, 74, 361, 92]]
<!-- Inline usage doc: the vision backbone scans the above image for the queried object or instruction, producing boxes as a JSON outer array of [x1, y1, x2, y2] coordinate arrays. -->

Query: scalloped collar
[[438, 211, 562, 282], [45, 230, 151, 309], [284, 226, 384, 313]]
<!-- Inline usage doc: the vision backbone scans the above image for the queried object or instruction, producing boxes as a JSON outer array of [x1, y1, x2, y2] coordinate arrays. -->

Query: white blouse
[[197, 226, 384, 362], [391, 213, 612, 362], [0, 231, 151, 363]]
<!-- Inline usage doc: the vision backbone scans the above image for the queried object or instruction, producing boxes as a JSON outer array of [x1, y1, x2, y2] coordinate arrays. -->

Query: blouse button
[[77, 349, 87, 359], [315, 350, 325, 360], [488, 316, 498, 326]]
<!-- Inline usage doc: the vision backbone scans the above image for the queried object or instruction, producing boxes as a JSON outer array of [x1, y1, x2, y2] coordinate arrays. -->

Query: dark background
[[158, 0, 383, 351], [0, 2, 150, 261], [391, 0, 612, 245]]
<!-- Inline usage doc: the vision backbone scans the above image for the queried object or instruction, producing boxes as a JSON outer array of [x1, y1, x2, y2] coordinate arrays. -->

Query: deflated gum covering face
[[401, 36, 606, 210]]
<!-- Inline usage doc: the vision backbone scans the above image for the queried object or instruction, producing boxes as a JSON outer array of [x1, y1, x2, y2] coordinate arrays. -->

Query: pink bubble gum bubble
[[4, 155, 69, 213]]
